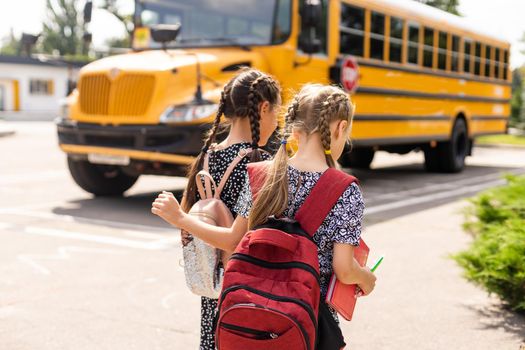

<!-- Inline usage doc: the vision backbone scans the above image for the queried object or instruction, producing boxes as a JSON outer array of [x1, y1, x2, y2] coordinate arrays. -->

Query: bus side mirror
[[301, 0, 322, 27], [83, 1, 93, 23], [298, 0, 323, 55], [298, 36, 322, 54]]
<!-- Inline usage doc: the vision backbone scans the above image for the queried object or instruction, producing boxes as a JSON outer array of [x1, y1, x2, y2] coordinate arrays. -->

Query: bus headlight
[[160, 103, 218, 123], [59, 98, 70, 119]]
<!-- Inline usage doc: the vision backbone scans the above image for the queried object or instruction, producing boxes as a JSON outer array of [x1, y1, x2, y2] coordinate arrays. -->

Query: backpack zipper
[[230, 253, 321, 285], [220, 322, 278, 340], [219, 284, 318, 346]]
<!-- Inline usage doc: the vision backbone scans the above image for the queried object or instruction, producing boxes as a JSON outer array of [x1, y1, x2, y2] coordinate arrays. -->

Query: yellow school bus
[[57, 0, 511, 195]]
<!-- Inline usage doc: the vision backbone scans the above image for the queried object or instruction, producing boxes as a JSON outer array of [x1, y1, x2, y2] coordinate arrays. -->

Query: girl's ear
[[334, 120, 349, 139], [259, 101, 271, 116]]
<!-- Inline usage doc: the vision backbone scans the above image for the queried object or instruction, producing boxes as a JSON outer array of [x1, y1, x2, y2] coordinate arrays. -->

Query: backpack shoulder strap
[[214, 148, 252, 199], [295, 168, 358, 237], [247, 161, 272, 202]]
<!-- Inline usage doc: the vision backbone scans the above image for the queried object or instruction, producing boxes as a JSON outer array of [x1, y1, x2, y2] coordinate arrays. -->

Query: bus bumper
[[56, 118, 209, 166]]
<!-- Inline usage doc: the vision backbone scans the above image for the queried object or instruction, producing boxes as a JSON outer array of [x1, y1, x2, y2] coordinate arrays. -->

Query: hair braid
[[181, 91, 226, 212], [247, 75, 267, 161], [202, 91, 226, 153], [319, 94, 337, 168], [284, 94, 300, 141]]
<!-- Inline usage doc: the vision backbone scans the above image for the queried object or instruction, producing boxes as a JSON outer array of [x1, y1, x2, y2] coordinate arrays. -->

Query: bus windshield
[[134, 0, 292, 49]]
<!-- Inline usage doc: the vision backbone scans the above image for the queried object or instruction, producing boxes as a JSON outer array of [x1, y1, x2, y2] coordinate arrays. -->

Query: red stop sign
[[340, 56, 360, 93]]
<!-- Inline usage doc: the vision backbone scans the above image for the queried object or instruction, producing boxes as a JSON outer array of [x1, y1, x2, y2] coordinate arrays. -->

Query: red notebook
[[325, 239, 369, 321]]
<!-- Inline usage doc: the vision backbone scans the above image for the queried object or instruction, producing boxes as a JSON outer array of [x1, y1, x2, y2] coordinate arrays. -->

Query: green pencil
[[370, 256, 384, 272]]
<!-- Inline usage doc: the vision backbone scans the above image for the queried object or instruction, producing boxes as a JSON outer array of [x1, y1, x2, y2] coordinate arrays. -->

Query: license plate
[[88, 153, 130, 166]]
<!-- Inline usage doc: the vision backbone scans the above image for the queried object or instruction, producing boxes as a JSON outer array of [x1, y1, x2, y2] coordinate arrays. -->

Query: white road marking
[[365, 179, 505, 215], [161, 292, 179, 309], [0, 222, 12, 230], [365, 170, 525, 203], [4, 209, 174, 234], [17, 245, 126, 275], [22, 226, 179, 250]]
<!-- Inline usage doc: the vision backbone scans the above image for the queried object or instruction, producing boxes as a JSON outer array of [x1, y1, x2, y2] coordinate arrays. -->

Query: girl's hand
[[357, 267, 377, 297], [151, 191, 186, 226]]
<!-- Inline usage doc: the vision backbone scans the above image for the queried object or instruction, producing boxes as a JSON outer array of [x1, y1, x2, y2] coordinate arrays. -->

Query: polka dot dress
[[197, 142, 271, 350]]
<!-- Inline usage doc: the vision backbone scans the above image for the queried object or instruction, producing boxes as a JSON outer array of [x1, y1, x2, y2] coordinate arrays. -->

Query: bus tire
[[67, 157, 139, 196], [440, 118, 469, 172], [424, 118, 468, 173], [339, 147, 375, 169]]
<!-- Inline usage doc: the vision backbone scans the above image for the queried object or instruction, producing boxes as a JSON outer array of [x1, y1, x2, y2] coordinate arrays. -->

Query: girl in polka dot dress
[[154, 69, 281, 349]]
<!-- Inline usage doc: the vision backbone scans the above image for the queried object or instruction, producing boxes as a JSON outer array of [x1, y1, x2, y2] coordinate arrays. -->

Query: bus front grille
[[79, 73, 156, 117]]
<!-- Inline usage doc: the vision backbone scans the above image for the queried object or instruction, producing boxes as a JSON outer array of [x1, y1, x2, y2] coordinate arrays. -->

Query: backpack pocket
[[217, 304, 308, 350]]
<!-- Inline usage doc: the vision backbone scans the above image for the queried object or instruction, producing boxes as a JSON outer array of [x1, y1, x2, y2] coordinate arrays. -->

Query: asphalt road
[[1, 122, 524, 349]]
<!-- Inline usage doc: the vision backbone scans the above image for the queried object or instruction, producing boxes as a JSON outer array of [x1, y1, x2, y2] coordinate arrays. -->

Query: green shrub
[[454, 175, 525, 313]]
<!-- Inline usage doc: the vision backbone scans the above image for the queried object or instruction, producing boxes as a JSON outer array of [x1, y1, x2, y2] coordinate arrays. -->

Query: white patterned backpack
[[182, 147, 251, 299]]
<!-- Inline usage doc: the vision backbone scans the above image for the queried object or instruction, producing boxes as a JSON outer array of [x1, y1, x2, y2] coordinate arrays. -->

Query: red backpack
[[215, 163, 357, 350]]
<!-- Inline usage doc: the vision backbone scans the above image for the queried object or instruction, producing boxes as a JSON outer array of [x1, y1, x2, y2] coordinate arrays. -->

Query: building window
[[438, 31, 447, 70], [423, 27, 434, 68], [30, 79, 54, 96], [370, 11, 385, 60], [340, 4, 365, 57], [389, 16, 403, 63], [451, 35, 460, 72], [408, 23, 420, 64]]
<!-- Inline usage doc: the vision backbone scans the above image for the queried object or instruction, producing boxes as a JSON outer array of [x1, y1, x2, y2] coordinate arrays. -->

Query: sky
[[0, 0, 523, 68]]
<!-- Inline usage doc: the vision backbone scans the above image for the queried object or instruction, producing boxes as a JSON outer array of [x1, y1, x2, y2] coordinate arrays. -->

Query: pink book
[[325, 239, 369, 321]]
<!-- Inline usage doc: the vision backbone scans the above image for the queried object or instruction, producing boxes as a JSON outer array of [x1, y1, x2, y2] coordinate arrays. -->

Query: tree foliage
[[415, 0, 461, 16], [0, 30, 20, 56], [40, 0, 86, 56], [100, 0, 133, 48]]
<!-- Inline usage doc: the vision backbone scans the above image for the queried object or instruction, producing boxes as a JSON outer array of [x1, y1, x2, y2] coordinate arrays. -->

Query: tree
[[40, 0, 86, 56], [510, 69, 523, 127], [0, 29, 20, 56], [99, 0, 133, 49], [415, 0, 461, 16]]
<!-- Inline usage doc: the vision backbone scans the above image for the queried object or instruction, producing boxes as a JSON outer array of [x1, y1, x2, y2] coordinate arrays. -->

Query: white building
[[0, 55, 84, 114]]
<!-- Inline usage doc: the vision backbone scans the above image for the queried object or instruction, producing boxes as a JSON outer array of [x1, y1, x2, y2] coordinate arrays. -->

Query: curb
[[475, 143, 525, 150]]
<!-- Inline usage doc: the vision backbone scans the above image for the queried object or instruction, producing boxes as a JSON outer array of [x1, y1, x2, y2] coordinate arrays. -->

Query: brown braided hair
[[249, 84, 354, 229], [182, 69, 281, 212]]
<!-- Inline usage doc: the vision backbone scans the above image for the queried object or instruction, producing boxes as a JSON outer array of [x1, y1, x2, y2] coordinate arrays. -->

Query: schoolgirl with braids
[[153, 84, 376, 344], [153, 68, 281, 350]]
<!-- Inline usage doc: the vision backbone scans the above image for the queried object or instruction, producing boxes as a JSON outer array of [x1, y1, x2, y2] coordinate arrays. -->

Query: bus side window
[[408, 23, 419, 65], [340, 4, 365, 57], [438, 31, 447, 70], [494, 47, 501, 79], [503, 49, 509, 80], [370, 11, 385, 60], [474, 42, 482, 76], [423, 27, 434, 68], [485, 45, 492, 78], [389, 16, 403, 63], [463, 40, 472, 74], [451, 35, 460, 72]]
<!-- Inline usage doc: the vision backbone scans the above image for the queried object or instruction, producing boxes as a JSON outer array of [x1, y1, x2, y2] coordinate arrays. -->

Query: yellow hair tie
[[325, 150, 332, 155]]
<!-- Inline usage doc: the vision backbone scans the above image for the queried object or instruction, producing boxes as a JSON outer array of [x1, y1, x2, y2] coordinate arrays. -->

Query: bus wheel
[[339, 147, 375, 169], [424, 118, 468, 173], [67, 157, 139, 196]]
